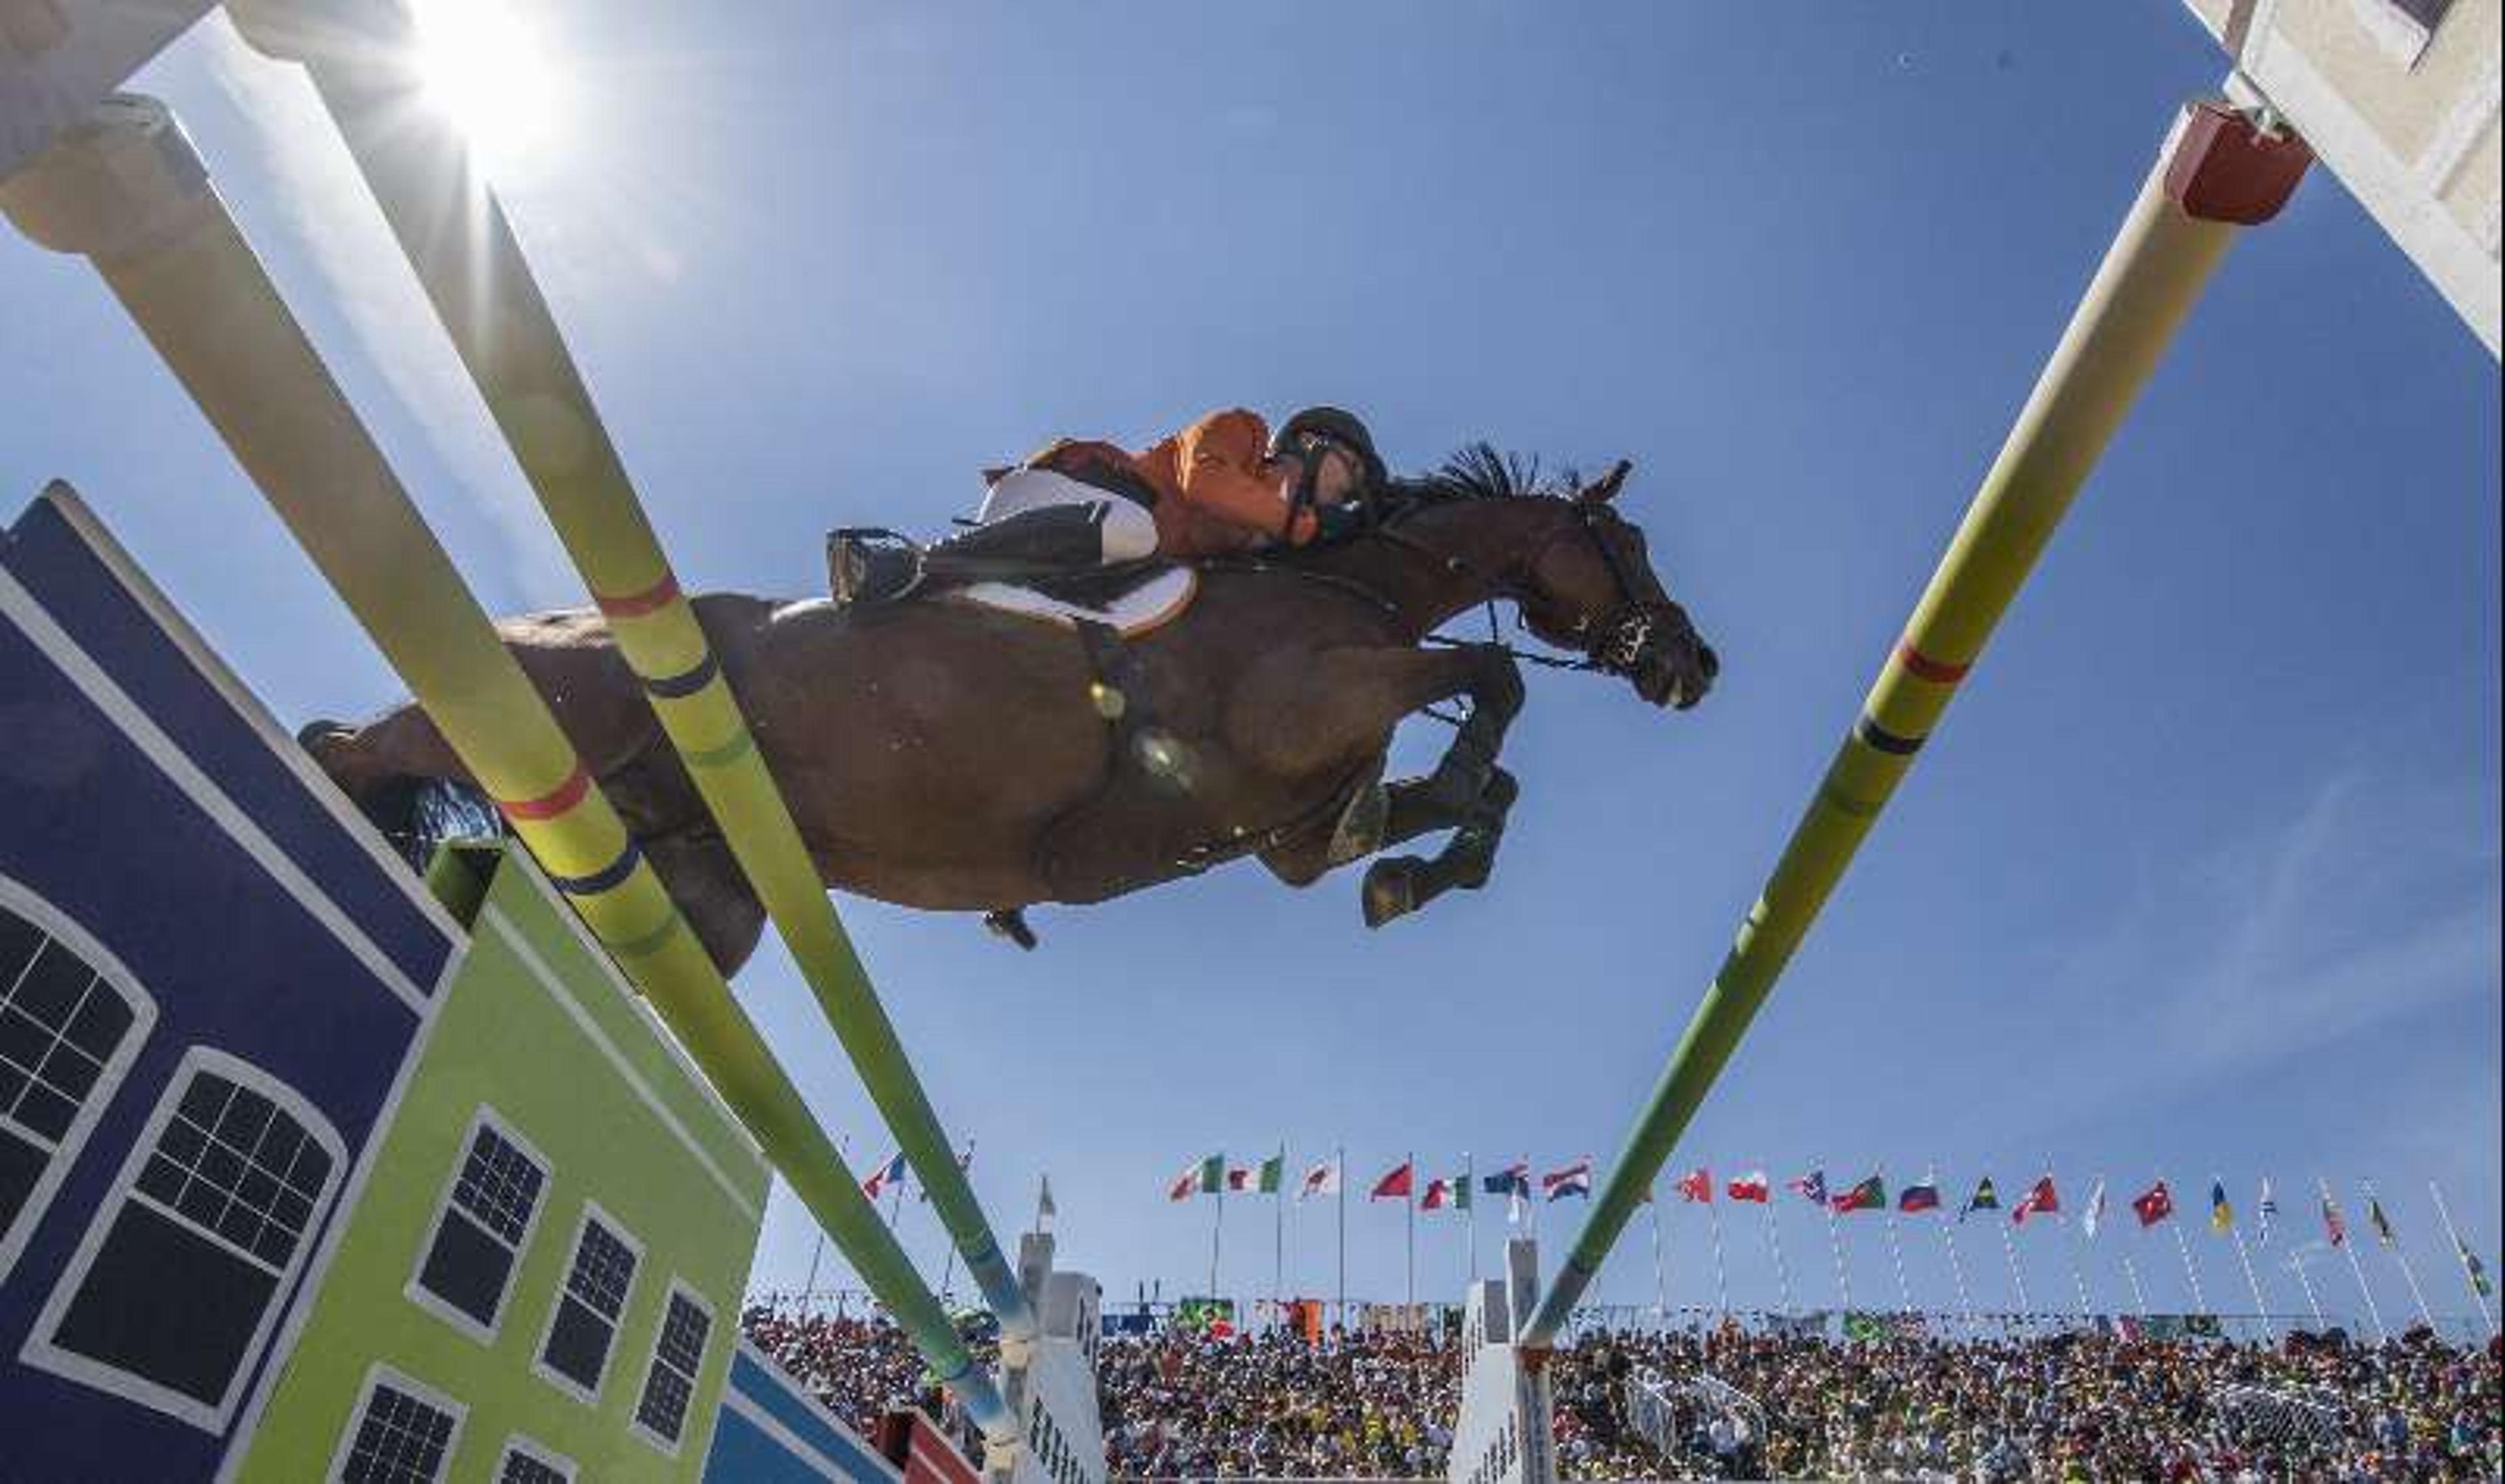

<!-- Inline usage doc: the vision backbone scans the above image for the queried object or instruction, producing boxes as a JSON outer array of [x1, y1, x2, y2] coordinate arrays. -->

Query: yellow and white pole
[[0, 95, 1017, 1442]]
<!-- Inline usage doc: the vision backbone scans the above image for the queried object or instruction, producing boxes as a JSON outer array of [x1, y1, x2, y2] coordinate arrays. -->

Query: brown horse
[[303, 449, 1717, 975]]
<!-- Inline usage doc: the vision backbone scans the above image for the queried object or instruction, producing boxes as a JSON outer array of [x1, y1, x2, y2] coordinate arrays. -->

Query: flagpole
[[1880, 1170, 1911, 1312], [2286, 1243, 2326, 1331], [1936, 1198, 1973, 1323], [2169, 1222, 2207, 1312], [1209, 1162, 1226, 1299], [2119, 1250, 2149, 1318], [1336, 1143, 1347, 1333], [1996, 1217, 2029, 1312], [2029, 1160, 2078, 1320], [1815, 1160, 1851, 1310], [2427, 1179, 2497, 1337], [1404, 1149, 1416, 1309], [1271, 1143, 1285, 1320], [1765, 1174, 1796, 1314], [2219, 1172, 2269, 1330], [2323, 1175, 2387, 1342], [1707, 1194, 1731, 1316], [1647, 1193, 1667, 1318], [1465, 1151, 1478, 1285], [2367, 1180, 2437, 1331]]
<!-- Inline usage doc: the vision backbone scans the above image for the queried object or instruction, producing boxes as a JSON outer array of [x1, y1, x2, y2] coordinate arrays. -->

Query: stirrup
[[827, 528, 922, 607]]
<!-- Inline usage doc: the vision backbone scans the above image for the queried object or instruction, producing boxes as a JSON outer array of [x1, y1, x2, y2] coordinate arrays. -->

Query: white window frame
[[629, 1276, 717, 1456], [0, 873, 159, 1282], [402, 1105, 551, 1344], [18, 1044, 344, 1432], [326, 1361, 467, 1484], [530, 1198, 643, 1406], [494, 1432, 577, 1484]]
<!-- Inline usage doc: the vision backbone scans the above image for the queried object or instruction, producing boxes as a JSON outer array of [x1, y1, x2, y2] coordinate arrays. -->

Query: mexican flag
[[1226, 1154, 1285, 1194], [1168, 1153, 1224, 1201]]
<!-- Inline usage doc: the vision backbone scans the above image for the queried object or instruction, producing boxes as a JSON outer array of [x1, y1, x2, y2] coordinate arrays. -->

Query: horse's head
[[1508, 461, 1720, 710]]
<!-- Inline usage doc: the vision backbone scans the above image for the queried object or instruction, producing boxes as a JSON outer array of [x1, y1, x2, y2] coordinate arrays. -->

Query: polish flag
[[1727, 1171, 1772, 1203], [1675, 1168, 1714, 1204]]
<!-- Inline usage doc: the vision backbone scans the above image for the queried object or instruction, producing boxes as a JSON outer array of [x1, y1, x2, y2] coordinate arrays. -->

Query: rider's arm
[[1174, 408, 1320, 545]]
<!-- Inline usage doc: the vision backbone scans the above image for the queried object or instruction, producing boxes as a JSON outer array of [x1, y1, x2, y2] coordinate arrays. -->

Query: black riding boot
[[828, 504, 1116, 607]]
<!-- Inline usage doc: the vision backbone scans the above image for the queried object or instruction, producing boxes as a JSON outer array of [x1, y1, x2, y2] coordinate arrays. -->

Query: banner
[[1174, 1297, 1236, 1335]]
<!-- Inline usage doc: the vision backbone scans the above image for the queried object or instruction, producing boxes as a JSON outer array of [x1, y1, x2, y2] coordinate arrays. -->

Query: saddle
[[825, 527, 1197, 639]]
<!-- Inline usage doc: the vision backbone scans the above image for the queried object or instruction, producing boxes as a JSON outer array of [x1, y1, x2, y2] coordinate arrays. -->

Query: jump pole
[[1519, 97, 2312, 1350], [0, 97, 1020, 1445], [224, 0, 1038, 1348]]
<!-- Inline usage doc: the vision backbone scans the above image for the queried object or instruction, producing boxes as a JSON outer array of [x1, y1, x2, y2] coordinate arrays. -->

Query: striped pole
[[1518, 99, 2311, 1348], [226, 0, 1036, 1346], [0, 98, 1016, 1442]]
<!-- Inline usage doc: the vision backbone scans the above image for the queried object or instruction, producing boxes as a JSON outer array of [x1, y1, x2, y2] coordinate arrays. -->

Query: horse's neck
[[1317, 498, 1565, 635]]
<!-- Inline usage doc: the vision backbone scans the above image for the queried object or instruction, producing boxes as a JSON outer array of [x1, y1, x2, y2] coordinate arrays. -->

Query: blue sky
[[3, 3, 2496, 1329]]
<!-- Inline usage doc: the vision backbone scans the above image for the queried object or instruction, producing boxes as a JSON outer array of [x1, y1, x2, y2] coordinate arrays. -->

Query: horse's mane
[[1382, 443, 1579, 512]]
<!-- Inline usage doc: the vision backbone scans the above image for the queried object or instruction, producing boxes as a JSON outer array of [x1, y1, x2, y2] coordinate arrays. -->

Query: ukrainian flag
[[2209, 1180, 2234, 1233]]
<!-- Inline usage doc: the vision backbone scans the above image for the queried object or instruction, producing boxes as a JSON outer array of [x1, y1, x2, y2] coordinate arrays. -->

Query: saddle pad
[[949, 566, 1197, 637]]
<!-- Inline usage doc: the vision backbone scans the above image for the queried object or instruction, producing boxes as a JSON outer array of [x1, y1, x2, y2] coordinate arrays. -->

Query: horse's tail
[[297, 718, 504, 873]]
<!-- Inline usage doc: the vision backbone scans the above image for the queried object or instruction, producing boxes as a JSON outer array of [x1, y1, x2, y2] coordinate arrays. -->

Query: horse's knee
[[645, 833, 769, 978], [1257, 842, 1331, 888], [1476, 651, 1526, 718]]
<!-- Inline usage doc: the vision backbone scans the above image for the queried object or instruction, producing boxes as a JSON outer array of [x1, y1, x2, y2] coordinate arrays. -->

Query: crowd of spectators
[[740, 1302, 2500, 1480]]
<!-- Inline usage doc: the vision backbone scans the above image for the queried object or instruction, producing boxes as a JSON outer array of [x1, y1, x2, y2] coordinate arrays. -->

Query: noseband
[[1522, 503, 1687, 679]]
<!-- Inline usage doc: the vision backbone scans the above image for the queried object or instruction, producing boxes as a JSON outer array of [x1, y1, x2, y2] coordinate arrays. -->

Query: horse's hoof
[[982, 909, 1039, 950], [1361, 858, 1422, 928]]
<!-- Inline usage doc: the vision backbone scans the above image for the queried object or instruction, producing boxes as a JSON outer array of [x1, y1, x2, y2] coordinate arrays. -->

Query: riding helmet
[[1271, 406, 1387, 491]]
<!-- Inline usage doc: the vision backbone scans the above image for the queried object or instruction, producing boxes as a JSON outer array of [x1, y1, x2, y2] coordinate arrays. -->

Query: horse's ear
[[1575, 460, 1633, 504]]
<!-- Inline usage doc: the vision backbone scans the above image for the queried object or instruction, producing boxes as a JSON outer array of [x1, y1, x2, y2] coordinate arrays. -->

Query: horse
[[301, 447, 1718, 975]]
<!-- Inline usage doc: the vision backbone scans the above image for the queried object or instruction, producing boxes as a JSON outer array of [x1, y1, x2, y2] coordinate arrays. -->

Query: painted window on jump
[[0, 883, 155, 1280], [494, 1436, 575, 1484], [631, 1281, 714, 1449], [333, 1365, 464, 1484], [410, 1110, 547, 1338], [536, 1204, 640, 1399], [27, 1048, 341, 1429]]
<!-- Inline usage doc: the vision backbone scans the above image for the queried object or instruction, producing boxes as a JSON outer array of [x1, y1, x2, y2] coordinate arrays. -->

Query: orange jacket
[[1018, 408, 1321, 560]]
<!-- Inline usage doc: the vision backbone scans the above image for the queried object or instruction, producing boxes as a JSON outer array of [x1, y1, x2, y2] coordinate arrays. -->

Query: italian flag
[[1168, 1153, 1224, 1202]]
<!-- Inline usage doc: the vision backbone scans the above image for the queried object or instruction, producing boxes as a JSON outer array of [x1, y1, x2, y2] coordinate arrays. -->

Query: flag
[[1898, 1179, 1942, 1215], [2210, 1181, 2234, 1234], [1481, 1163, 1530, 1198], [2012, 1175, 2059, 1225], [1542, 1158, 1592, 1201], [2458, 1239, 2493, 1297], [1168, 1153, 1224, 1202], [1832, 1175, 1886, 1214], [1298, 1157, 1341, 1202], [2256, 1178, 2278, 1246], [1420, 1177, 1453, 1211], [1449, 1172, 1474, 1211], [1371, 1161, 1414, 1200], [1226, 1166, 1255, 1192], [2320, 1192, 2347, 1247], [1959, 1176, 1999, 1221], [864, 1151, 908, 1201], [2133, 1180, 2174, 1228], [1788, 1170, 1829, 1207], [2367, 1196, 2396, 1249], [1728, 1170, 1771, 1203], [2082, 1178, 2108, 1240], [1675, 1168, 1714, 1204]]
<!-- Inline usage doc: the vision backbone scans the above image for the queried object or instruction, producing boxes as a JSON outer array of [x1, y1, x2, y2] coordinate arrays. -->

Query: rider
[[829, 406, 1387, 603]]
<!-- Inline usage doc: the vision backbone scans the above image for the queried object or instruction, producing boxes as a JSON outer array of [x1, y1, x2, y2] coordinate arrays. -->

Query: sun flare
[[412, 0, 561, 166]]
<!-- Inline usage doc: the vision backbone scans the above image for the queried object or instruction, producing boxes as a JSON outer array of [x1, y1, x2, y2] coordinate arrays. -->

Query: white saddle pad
[[949, 567, 1198, 637]]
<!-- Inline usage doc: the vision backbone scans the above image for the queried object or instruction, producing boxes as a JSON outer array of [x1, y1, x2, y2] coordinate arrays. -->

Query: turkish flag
[[1371, 1162, 1414, 1200], [2133, 1181, 2175, 1227], [1727, 1172, 1772, 1203], [1675, 1168, 1714, 1204]]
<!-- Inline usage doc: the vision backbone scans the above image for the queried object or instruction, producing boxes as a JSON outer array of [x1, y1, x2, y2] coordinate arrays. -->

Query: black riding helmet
[[1270, 406, 1387, 494]]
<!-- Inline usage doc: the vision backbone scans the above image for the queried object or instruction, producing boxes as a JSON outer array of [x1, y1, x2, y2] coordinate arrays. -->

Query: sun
[[411, 0, 561, 167]]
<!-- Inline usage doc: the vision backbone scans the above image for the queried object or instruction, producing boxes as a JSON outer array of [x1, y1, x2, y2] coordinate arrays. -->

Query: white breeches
[[979, 467, 1159, 561]]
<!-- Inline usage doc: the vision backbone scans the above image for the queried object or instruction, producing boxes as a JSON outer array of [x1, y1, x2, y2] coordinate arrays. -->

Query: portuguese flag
[[1831, 1175, 1887, 1213]]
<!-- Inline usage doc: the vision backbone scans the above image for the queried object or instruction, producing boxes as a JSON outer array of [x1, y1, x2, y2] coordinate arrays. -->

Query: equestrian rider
[[829, 406, 1387, 603]]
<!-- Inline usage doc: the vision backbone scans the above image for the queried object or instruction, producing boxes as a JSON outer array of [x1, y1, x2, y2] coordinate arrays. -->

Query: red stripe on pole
[[1894, 640, 1971, 684], [498, 765, 593, 821], [594, 574, 682, 619]]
